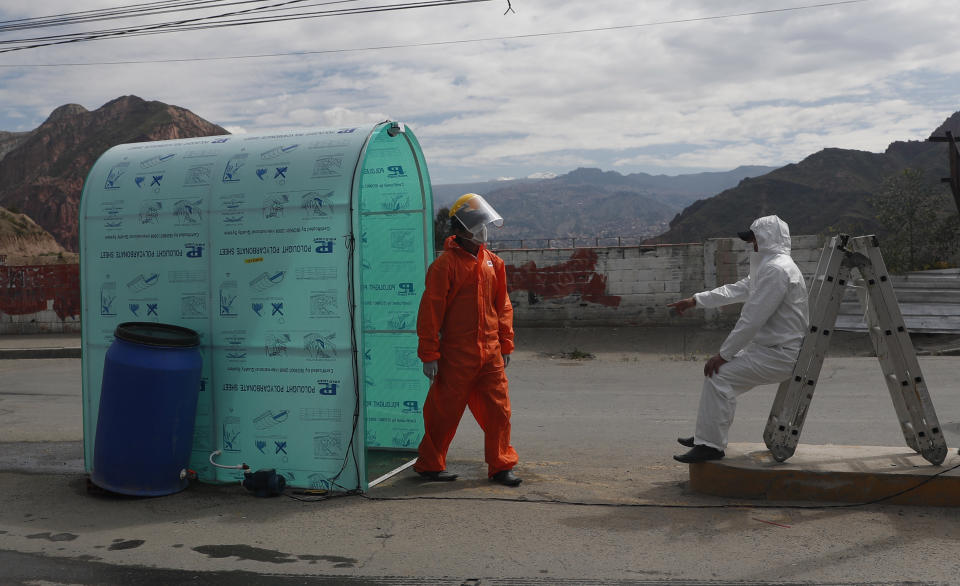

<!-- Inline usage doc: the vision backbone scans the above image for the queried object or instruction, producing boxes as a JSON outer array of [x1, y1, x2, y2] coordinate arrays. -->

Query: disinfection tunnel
[[79, 122, 435, 492]]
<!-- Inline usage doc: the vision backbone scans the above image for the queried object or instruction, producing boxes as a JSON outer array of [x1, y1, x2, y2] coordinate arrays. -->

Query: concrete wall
[[0, 265, 82, 334], [499, 236, 824, 328], [0, 239, 817, 334], [3, 235, 956, 334], [1, 237, 796, 334]]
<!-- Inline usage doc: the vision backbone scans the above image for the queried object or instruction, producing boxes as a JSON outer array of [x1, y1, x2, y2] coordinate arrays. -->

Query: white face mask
[[468, 224, 488, 244]]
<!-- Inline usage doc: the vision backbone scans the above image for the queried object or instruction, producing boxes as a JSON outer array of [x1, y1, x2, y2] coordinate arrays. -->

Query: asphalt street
[[2, 328, 960, 584]]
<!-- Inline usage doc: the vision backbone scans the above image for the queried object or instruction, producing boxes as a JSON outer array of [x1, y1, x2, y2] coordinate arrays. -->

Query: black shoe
[[677, 436, 695, 448], [417, 470, 458, 481], [673, 444, 725, 463], [491, 469, 522, 487]]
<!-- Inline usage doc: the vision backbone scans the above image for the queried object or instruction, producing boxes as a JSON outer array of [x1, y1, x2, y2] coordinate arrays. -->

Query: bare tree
[[433, 207, 451, 252]]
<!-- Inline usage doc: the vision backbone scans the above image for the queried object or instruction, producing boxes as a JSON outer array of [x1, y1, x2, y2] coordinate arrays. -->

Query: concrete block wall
[[0, 234, 841, 333], [8, 235, 953, 334], [0, 265, 82, 334], [500, 235, 825, 328]]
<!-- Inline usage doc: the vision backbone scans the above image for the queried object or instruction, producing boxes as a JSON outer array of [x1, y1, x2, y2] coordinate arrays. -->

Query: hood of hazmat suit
[[694, 215, 810, 361]]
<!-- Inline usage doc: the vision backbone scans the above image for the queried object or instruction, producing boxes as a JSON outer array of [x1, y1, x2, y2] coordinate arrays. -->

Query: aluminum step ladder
[[763, 234, 947, 465]]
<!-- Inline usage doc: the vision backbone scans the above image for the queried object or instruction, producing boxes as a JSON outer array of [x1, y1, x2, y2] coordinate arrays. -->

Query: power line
[[0, 1, 274, 33], [0, 1, 372, 48], [0, 0, 493, 53], [0, 1, 375, 38], [0, 0, 872, 67], [0, 0, 321, 46]]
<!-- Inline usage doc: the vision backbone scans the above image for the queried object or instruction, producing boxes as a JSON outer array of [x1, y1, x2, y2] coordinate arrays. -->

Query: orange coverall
[[414, 235, 519, 477]]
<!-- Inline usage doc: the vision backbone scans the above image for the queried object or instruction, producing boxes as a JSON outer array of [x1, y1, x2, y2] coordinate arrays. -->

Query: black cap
[[737, 229, 755, 242]]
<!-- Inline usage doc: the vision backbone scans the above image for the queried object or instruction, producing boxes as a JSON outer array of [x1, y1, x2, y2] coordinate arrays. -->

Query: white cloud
[[1, 0, 958, 182]]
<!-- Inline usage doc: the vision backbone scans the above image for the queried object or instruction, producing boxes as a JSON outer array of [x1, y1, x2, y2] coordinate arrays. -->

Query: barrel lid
[[114, 322, 200, 347]]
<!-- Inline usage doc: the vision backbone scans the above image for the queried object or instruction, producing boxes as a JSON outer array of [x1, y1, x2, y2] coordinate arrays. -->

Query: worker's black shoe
[[417, 470, 458, 481], [491, 469, 522, 487], [673, 445, 724, 463], [677, 436, 695, 448]]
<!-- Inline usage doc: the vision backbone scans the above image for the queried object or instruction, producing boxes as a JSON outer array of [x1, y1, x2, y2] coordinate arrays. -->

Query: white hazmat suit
[[692, 215, 809, 450]]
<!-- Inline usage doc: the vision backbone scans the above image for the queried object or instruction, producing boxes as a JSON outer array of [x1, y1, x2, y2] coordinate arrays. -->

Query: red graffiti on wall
[[0, 265, 80, 320], [505, 248, 621, 307]]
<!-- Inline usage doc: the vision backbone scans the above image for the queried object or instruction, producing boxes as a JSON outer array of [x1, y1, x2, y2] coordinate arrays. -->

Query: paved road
[[2, 330, 960, 584]]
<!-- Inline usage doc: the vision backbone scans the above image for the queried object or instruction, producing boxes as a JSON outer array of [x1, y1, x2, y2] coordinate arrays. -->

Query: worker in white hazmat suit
[[667, 215, 809, 463]]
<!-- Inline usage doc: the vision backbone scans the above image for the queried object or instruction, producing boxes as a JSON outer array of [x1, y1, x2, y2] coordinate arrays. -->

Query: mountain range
[[0, 95, 957, 257], [434, 166, 777, 244], [652, 112, 960, 243]]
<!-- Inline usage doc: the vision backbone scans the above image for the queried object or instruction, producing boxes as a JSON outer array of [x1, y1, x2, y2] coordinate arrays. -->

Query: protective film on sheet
[[80, 123, 433, 491]]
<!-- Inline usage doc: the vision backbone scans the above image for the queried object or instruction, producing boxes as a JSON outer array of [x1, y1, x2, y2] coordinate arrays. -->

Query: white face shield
[[450, 193, 502, 244]]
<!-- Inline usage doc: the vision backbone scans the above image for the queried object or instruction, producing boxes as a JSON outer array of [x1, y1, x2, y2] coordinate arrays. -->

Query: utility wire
[[0, 0, 277, 33], [0, 0, 380, 47], [0, 0, 492, 53], [0, 0, 373, 39], [17, 1, 492, 42], [0, 0, 871, 67]]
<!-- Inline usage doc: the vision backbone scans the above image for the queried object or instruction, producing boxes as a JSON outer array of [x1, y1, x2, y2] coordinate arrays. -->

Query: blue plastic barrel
[[92, 322, 202, 496]]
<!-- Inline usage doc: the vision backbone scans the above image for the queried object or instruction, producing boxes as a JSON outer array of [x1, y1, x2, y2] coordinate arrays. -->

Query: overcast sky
[[0, 0, 957, 184]]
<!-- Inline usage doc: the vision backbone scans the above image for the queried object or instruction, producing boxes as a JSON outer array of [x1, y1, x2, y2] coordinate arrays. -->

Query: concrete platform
[[690, 442, 960, 507]]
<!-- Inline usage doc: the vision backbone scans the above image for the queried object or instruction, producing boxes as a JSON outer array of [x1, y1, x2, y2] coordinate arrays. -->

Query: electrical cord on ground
[[283, 459, 960, 511], [285, 488, 363, 502]]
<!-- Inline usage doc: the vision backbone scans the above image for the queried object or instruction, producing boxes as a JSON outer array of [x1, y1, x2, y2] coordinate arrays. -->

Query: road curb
[[0, 347, 81, 359]]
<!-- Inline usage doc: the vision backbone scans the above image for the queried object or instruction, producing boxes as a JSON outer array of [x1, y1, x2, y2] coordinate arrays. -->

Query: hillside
[[0, 130, 32, 161], [0, 207, 76, 265], [650, 111, 960, 243], [0, 96, 228, 251]]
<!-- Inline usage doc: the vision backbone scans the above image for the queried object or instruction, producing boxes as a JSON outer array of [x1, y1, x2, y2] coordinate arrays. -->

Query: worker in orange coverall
[[413, 193, 522, 487]]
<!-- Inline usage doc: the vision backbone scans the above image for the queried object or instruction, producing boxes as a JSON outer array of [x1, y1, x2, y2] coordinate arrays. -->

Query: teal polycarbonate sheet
[[207, 129, 368, 491], [79, 139, 221, 480], [356, 124, 434, 452], [79, 126, 381, 491]]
